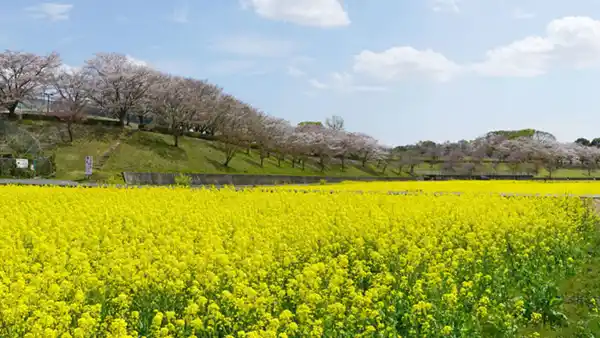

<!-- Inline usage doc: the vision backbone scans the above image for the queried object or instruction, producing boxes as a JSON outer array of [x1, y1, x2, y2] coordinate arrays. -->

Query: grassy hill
[[12, 119, 600, 183], [15, 120, 400, 183]]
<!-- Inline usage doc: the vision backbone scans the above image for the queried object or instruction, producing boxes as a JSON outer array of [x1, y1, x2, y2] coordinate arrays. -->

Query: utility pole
[[43, 92, 53, 114]]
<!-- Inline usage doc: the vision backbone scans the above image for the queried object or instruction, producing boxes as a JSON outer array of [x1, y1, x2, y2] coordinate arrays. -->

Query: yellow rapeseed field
[[0, 186, 597, 337], [280, 180, 600, 195]]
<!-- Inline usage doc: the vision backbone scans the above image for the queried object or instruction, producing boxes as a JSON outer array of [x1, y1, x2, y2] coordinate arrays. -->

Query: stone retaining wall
[[121, 172, 537, 186]]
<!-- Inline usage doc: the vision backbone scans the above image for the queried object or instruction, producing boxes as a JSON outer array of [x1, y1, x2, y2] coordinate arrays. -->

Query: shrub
[[174, 173, 192, 187]]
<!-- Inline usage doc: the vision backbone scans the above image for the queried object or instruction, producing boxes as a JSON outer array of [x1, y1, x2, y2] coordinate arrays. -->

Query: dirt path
[[94, 129, 137, 170]]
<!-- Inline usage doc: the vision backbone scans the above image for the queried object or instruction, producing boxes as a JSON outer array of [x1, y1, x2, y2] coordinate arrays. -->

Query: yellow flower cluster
[[0, 186, 596, 337], [282, 180, 600, 195]]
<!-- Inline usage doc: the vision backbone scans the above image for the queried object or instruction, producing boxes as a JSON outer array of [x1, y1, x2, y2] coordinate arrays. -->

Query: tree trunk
[[246, 146, 251, 155], [67, 122, 74, 143], [260, 156, 265, 167], [223, 149, 236, 167], [138, 115, 144, 125], [394, 165, 404, 176], [7, 102, 18, 119], [126, 114, 131, 126], [173, 133, 179, 147], [301, 160, 305, 171], [118, 110, 127, 127], [341, 157, 345, 171]]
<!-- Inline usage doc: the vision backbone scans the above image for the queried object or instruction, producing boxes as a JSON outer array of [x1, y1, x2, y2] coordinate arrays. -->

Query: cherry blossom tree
[[353, 133, 379, 167], [50, 68, 91, 142], [396, 146, 421, 176], [235, 105, 261, 156], [267, 118, 294, 167], [440, 146, 466, 174], [151, 74, 218, 147], [493, 139, 527, 174], [189, 87, 228, 136], [151, 74, 190, 147], [327, 131, 352, 170], [133, 90, 155, 128], [416, 140, 441, 169], [287, 130, 312, 170], [296, 122, 338, 171], [84, 53, 156, 127], [531, 140, 569, 178], [0, 50, 61, 118], [213, 96, 255, 167], [574, 144, 600, 176], [374, 146, 393, 174]]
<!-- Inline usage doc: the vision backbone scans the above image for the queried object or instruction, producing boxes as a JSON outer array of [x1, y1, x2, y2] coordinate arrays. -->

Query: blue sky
[[2, 0, 600, 146]]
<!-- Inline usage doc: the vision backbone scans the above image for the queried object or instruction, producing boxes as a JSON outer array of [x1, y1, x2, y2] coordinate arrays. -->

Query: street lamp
[[43, 92, 54, 114]]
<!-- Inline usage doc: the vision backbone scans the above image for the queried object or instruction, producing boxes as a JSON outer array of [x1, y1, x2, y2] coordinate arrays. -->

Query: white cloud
[[309, 72, 388, 92], [430, 0, 459, 13], [290, 55, 315, 65], [287, 66, 305, 77], [348, 16, 600, 82], [472, 16, 600, 77], [125, 55, 150, 67], [170, 3, 189, 23], [286, 55, 314, 77], [353, 46, 462, 82], [25, 3, 73, 21], [57, 63, 79, 75], [470, 37, 553, 77], [241, 0, 350, 27], [212, 34, 295, 58], [512, 8, 535, 20], [309, 78, 328, 89]]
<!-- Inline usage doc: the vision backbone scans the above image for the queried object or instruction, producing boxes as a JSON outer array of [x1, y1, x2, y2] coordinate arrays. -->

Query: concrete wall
[[122, 172, 423, 186], [122, 172, 539, 186]]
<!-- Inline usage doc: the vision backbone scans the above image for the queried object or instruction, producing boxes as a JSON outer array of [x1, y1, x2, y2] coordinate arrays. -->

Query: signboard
[[85, 156, 93, 176], [15, 158, 28, 169]]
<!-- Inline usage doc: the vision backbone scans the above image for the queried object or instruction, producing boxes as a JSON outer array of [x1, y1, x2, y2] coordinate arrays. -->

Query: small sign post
[[15, 158, 28, 169], [85, 156, 93, 178]]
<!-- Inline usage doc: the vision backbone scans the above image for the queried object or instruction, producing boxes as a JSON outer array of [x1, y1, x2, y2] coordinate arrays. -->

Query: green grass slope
[[47, 125, 400, 183], [13, 119, 600, 183], [103, 132, 402, 181]]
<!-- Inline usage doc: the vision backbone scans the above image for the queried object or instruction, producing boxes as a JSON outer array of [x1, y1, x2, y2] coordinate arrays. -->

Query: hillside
[[11, 120, 400, 183], [59, 131, 408, 183], [9, 119, 600, 183]]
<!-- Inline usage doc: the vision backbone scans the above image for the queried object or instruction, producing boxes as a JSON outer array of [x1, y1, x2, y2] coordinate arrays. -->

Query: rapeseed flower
[[0, 185, 596, 336]]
